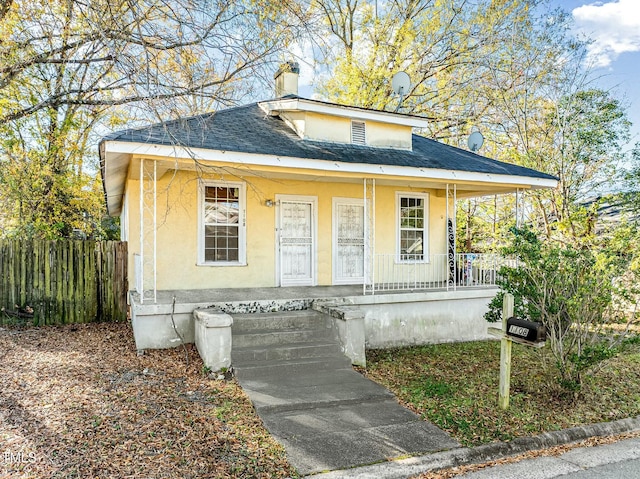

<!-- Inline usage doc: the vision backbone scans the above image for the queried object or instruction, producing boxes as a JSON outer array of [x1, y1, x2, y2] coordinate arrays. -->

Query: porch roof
[[100, 97, 558, 215]]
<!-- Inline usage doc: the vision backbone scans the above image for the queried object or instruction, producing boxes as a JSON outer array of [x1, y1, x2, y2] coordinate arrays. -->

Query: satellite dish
[[392, 71, 411, 112], [468, 131, 484, 152], [391, 71, 411, 96]]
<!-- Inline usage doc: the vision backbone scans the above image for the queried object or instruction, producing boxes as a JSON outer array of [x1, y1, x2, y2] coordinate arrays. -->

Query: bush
[[485, 227, 639, 393]]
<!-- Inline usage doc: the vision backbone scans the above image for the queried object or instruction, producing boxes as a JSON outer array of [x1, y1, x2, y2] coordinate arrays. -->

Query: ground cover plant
[[0, 323, 296, 478], [363, 340, 640, 447]]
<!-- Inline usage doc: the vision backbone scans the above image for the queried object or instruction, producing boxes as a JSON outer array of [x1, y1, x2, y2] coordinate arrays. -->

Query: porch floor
[[132, 284, 495, 306]]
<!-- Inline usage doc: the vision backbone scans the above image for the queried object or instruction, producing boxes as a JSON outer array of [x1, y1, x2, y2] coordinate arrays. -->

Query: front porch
[[130, 284, 499, 366]]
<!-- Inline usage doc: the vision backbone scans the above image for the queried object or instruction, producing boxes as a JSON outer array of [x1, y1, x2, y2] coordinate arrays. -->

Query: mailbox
[[506, 317, 546, 343]]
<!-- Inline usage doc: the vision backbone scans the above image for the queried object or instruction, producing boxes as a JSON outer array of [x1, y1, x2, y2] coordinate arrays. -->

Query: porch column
[[446, 184, 457, 291], [139, 158, 157, 304], [515, 188, 524, 228], [363, 178, 376, 295]]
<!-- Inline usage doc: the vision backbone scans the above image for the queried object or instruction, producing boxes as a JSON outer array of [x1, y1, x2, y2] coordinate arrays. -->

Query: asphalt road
[[560, 458, 640, 479], [455, 436, 640, 479]]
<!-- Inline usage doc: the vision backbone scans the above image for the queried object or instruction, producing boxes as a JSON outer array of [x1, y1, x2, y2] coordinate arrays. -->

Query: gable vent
[[351, 121, 366, 145]]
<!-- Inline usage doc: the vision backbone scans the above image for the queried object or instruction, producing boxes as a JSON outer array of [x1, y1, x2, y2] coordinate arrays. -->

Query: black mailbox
[[506, 317, 546, 343]]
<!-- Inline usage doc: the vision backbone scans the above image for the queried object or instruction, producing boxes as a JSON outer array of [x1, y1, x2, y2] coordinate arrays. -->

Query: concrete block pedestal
[[314, 302, 366, 367], [335, 308, 366, 367], [194, 308, 233, 372]]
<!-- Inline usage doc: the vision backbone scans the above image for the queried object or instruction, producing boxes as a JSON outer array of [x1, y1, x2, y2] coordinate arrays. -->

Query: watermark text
[[3, 451, 36, 464]]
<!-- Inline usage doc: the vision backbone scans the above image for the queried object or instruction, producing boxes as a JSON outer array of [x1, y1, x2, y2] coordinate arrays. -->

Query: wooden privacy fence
[[0, 240, 128, 325]]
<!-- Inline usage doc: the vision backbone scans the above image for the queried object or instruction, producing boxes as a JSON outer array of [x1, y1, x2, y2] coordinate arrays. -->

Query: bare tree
[[0, 0, 304, 237], [0, 0, 302, 123]]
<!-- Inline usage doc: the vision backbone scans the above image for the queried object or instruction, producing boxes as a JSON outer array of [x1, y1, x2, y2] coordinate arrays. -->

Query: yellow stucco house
[[99, 64, 556, 360]]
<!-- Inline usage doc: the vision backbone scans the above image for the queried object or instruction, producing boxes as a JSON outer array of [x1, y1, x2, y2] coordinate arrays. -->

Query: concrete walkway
[[236, 364, 460, 475], [231, 310, 640, 477], [231, 310, 459, 475]]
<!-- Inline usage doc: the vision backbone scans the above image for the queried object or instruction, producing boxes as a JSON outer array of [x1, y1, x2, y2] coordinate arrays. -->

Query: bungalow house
[[99, 63, 557, 368]]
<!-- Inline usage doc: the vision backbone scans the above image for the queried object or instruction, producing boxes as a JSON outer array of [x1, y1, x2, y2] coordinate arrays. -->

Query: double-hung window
[[200, 181, 246, 265], [397, 192, 428, 262]]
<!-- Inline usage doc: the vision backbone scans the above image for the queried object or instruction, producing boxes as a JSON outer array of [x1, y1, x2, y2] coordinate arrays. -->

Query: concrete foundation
[[354, 290, 495, 349], [129, 287, 497, 360], [131, 302, 194, 350]]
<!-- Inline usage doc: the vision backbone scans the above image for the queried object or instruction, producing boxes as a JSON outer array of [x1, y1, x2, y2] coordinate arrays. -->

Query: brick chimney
[[274, 61, 300, 98]]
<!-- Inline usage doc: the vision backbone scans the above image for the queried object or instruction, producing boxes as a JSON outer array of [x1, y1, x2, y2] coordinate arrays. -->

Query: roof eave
[[100, 140, 558, 213]]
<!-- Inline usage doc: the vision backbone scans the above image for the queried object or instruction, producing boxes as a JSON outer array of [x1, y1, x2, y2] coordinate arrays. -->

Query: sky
[[550, 0, 640, 151]]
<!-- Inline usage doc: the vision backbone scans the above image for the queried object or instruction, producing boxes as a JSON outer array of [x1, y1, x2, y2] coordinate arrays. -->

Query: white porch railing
[[366, 253, 515, 294]]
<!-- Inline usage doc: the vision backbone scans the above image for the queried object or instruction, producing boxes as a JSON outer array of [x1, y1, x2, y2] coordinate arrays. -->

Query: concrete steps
[[233, 329, 332, 348], [232, 356, 353, 381], [230, 308, 460, 475], [232, 341, 346, 364], [232, 309, 325, 332], [231, 309, 345, 367]]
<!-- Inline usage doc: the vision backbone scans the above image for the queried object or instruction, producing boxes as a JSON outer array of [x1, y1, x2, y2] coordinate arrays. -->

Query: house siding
[[124, 169, 448, 291], [277, 111, 413, 149]]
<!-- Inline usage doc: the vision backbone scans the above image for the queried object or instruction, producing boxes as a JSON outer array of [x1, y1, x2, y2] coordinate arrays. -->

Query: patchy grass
[[363, 341, 640, 447], [0, 323, 296, 478]]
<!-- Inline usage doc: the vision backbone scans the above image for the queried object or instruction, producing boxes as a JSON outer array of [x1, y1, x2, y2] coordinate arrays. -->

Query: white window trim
[[396, 191, 429, 264], [197, 180, 247, 266]]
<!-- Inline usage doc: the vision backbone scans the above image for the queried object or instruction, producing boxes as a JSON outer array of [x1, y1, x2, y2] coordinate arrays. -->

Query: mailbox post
[[490, 293, 547, 410], [499, 294, 513, 410]]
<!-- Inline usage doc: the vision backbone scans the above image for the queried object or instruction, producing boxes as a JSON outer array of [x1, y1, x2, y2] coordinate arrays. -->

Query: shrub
[[485, 227, 639, 393]]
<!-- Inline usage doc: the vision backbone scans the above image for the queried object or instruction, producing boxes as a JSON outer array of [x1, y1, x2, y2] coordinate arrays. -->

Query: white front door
[[333, 198, 365, 285], [277, 196, 317, 286]]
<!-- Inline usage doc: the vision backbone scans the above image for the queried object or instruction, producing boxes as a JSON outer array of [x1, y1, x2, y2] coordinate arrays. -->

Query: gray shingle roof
[[100, 100, 556, 181]]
